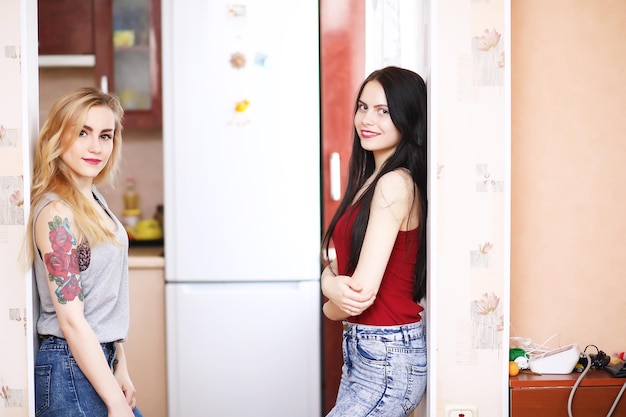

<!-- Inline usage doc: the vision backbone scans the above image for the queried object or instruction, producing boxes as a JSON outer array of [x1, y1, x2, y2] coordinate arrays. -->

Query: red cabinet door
[[38, 0, 95, 55], [320, 1, 365, 413]]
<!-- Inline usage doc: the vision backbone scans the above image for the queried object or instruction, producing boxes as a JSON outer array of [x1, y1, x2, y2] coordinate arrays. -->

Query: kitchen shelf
[[38, 55, 96, 67]]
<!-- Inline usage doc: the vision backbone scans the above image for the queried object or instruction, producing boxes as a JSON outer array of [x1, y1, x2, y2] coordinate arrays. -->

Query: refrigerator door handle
[[330, 152, 341, 201]]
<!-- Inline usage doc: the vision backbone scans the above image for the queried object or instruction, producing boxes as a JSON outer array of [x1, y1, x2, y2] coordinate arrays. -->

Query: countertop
[[509, 368, 624, 388], [128, 246, 165, 269]]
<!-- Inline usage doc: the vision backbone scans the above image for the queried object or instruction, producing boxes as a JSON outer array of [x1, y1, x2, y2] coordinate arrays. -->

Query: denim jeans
[[326, 321, 427, 417], [35, 336, 143, 417]]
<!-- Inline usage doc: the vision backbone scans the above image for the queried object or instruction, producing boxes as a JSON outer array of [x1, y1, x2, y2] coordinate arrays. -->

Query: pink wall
[[511, 0, 626, 357]]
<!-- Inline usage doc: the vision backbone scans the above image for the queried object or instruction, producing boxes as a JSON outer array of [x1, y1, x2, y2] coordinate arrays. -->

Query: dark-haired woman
[[322, 66, 428, 417]]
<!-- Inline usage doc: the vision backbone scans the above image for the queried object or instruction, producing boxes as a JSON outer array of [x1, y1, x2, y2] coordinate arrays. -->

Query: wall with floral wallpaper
[[367, 1, 510, 416], [430, 0, 509, 415], [0, 1, 35, 416]]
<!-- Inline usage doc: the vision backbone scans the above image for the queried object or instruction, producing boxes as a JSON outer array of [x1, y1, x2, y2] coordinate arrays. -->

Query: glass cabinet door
[[95, 0, 161, 128], [113, 0, 151, 111]]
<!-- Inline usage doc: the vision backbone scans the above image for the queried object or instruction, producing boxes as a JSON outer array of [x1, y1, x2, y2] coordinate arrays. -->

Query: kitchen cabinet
[[510, 370, 626, 416], [37, 0, 95, 56], [38, 0, 162, 129], [125, 255, 167, 417]]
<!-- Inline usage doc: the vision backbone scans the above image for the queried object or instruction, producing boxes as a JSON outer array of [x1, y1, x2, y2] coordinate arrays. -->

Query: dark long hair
[[322, 66, 427, 301]]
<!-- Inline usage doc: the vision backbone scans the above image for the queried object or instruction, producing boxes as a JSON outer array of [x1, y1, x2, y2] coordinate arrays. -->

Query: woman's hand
[[113, 343, 138, 410], [114, 369, 137, 410], [106, 400, 135, 417], [322, 265, 375, 316]]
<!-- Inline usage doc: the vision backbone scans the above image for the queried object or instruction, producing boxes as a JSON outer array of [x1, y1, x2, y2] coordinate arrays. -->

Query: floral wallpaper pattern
[[432, 0, 509, 415], [369, 0, 509, 415], [0, 2, 29, 416], [473, 28, 505, 86], [472, 291, 504, 350], [1, 176, 25, 226]]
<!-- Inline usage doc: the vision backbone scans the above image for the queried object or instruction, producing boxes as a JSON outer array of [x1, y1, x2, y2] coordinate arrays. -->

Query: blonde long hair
[[25, 87, 124, 264]]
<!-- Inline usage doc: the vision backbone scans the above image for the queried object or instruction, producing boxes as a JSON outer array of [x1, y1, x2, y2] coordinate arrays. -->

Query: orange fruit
[[509, 361, 520, 377]]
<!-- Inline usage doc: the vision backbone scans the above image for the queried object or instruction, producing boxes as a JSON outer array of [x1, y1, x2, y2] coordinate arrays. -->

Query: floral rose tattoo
[[44, 216, 85, 304]]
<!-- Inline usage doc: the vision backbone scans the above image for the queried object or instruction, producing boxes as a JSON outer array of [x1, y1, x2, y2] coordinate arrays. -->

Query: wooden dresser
[[510, 369, 626, 417]]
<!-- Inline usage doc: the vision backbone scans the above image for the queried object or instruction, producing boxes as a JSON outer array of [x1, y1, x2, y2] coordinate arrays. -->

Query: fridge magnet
[[229, 52, 246, 69], [229, 99, 251, 125], [227, 4, 247, 19], [254, 52, 269, 68]]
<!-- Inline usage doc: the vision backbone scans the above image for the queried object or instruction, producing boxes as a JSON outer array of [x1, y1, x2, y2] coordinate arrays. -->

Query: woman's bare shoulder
[[35, 200, 74, 230], [372, 169, 416, 209], [376, 169, 414, 194]]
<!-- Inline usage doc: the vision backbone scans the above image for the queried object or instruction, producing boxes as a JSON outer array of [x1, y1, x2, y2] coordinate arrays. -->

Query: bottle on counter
[[153, 204, 164, 231], [122, 178, 142, 239]]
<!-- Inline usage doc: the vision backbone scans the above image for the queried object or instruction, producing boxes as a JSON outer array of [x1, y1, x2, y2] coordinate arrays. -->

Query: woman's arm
[[322, 170, 417, 320], [322, 299, 350, 320], [35, 202, 134, 416], [348, 170, 417, 300], [113, 343, 138, 410], [321, 260, 375, 319]]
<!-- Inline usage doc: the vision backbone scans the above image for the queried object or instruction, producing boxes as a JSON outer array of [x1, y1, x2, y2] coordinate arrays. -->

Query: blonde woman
[[26, 87, 142, 417]]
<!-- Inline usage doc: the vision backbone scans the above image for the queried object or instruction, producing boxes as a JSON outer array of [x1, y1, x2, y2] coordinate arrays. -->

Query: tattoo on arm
[[44, 215, 84, 304]]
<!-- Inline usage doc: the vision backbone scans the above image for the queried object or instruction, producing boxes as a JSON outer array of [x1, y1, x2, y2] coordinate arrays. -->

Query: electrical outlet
[[444, 404, 478, 417]]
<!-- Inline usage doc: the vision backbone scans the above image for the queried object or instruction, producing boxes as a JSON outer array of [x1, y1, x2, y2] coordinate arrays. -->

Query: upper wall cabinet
[[38, 0, 162, 129], [38, 0, 95, 57]]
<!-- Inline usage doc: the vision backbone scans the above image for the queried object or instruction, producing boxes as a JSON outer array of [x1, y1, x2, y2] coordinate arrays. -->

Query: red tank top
[[333, 202, 424, 325]]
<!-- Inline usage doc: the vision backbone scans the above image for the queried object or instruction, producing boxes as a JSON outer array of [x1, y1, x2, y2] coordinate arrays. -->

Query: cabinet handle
[[100, 76, 109, 94], [330, 152, 341, 201]]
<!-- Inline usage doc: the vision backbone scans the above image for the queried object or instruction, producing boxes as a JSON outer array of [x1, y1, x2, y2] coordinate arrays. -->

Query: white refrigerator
[[161, 1, 322, 416]]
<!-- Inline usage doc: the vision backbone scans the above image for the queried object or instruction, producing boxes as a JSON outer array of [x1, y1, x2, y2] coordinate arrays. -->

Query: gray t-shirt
[[33, 188, 130, 343]]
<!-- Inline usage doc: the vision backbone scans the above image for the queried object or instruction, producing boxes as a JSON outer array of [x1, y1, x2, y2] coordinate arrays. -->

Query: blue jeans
[[326, 321, 427, 417], [35, 336, 143, 417]]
